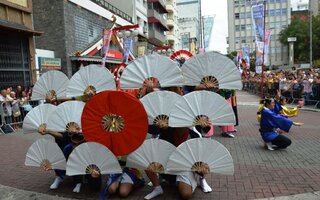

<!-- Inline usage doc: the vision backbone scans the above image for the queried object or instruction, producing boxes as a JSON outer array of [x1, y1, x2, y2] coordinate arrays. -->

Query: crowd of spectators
[[242, 68, 320, 108], [0, 85, 33, 132]]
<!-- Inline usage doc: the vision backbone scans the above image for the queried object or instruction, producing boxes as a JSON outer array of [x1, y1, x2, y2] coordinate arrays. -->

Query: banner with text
[[123, 37, 132, 64]]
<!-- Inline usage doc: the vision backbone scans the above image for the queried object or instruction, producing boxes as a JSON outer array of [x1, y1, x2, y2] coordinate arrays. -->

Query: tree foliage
[[279, 14, 320, 63]]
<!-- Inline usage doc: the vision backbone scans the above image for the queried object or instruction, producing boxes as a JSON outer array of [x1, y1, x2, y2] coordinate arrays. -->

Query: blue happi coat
[[260, 107, 293, 142]]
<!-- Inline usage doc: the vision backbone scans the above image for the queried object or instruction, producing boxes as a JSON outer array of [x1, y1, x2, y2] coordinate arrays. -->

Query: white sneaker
[[50, 176, 63, 189], [200, 178, 212, 193]]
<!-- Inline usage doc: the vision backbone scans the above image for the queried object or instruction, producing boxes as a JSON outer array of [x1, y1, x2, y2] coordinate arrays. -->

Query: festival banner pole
[[261, 0, 266, 99]]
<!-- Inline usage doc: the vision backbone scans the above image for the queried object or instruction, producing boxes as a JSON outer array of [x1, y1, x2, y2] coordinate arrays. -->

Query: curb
[[0, 184, 75, 200], [256, 191, 320, 200]]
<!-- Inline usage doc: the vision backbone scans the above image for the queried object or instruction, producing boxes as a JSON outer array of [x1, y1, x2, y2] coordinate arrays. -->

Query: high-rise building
[[227, 0, 291, 67], [292, 0, 320, 15], [0, 0, 41, 88], [166, 0, 179, 50], [203, 15, 215, 51], [176, 0, 201, 54], [147, 0, 169, 48]]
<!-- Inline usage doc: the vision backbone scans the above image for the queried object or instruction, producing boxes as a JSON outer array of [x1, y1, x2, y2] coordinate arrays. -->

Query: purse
[[13, 110, 21, 117]]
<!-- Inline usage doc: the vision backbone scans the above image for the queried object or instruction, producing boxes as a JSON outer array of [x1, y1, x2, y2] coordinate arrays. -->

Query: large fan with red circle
[[81, 90, 148, 156], [170, 50, 193, 66]]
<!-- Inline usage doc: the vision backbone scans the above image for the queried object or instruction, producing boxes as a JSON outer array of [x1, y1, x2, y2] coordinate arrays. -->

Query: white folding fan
[[140, 91, 183, 126], [126, 139, 176, 173], [181, 51, 242, 90], [32, 70, 69, 100], [165, 138, 234, 176], [67, 64, 116, 97], [66, 142, 122, 176], [169, 90, 236, 127], [46, 101, 85, 132], [120, 54, 185, 89], [23, 104, 56, 140], [25, 138, 66, 170]]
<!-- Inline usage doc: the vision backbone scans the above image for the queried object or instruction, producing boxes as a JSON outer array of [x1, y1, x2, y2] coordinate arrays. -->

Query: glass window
[[269, 9, 275, 16], [282, 8, 287, 15], [235, 25, 240, 31], [235, 13, 240, 19], [241, 24, 246, 31], [276, 9, 281, 16]]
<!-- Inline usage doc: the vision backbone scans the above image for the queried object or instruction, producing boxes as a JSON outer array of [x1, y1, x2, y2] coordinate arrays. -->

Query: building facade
[[33, 0, 134, 77], [227, 0, 291, 67], [176, 0, 201, 54], [203, 15, 215, 51], [0, 0, 41, 89], [147, 0, 168, 48], [166, 0, 179, 50]]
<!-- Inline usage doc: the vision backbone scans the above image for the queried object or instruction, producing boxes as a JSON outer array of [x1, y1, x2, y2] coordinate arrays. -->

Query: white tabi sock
[[144, 186, 163, 200], [200, 178, 212, 193], [73, 183, 82, 193], [50, 176, 63, 189]]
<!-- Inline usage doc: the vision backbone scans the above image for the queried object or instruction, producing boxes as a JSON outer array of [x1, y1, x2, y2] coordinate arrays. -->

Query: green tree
[[279, 14, 320, 63], [226, 51, 238, 61]]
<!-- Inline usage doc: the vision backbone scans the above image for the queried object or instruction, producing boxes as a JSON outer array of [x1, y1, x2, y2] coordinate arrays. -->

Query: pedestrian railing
[[0, 100, 41, 134], [242, 81, 320, 109]]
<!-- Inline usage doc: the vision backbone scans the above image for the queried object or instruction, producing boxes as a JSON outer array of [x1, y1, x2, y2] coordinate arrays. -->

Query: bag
[[13, 110, 21, 117]]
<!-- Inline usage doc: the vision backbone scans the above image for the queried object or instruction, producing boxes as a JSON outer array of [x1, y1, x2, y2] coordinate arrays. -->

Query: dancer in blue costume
[[259, 98, 303, 151]]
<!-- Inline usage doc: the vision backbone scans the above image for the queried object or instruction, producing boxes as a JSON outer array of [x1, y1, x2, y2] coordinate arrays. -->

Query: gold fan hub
[[153, 115, 169, 129], [193, 115, 211, 127], [200, 76, 219, 89], [101, 114, 125, 133], [66, 122, 80, 134]]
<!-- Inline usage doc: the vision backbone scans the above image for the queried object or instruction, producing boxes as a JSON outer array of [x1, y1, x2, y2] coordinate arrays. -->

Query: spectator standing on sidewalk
[[302, 73, 313, 105]]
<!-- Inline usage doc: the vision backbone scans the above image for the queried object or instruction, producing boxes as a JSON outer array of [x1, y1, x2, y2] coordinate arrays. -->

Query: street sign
[[287, 37, 297, 42]]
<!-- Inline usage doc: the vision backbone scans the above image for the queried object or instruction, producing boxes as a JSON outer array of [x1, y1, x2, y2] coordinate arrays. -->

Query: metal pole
[[309, 0, 313, 68], [261, 0, 267, 99]]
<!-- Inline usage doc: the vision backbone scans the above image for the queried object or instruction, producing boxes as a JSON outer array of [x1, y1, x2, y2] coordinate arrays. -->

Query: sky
[[201, 0, 306, 54], [201, 0, 228, 54]]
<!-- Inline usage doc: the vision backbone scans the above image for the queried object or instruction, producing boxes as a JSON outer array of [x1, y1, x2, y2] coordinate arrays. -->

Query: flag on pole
[[123, 37, 132, 64], [251, 4, 265, 74], [101, 28, 113, 67]]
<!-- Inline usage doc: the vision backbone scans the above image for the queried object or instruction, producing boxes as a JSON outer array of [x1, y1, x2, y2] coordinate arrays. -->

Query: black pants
[[272, 134, 292, 149]]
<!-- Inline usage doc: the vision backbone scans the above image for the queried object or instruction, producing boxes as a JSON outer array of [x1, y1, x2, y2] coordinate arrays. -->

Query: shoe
[[199, 178, 212, 193], [222, 132, 235, 138], [50, 176, 63, 189], [264, 142, 274, 151]]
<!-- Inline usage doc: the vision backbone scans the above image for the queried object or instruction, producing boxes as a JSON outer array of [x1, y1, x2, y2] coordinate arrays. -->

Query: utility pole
[[309, 0, 313, 68], [199, 0, 203, 49]]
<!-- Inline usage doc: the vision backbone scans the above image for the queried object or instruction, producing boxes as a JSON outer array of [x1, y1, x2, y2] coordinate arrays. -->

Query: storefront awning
[[0, 20, 42, 36], [70, 55, 123, 64]]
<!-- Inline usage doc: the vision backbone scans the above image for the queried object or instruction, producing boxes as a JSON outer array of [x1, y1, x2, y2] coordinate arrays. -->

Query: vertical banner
[[181, 34, 190, 51], [264, 30, 272, 65], [236, 50, 243, 73], [123, 37, 132, 64], [251, 4, 265, 74], [242, 47, 250, 69], [101, 28, 113, 66]]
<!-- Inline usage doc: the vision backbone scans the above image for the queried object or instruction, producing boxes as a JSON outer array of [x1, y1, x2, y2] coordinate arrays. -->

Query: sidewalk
[[0, 90, 320, 200]]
